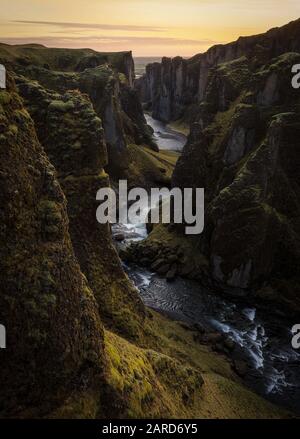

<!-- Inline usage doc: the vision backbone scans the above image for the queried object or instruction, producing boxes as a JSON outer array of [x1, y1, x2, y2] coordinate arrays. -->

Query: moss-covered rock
[[168, 52, 300, 309], [16, 76, 146, 337], [137, 18, 300, 123], [0, 44, 156, 181], [0, 74, 105, 417]]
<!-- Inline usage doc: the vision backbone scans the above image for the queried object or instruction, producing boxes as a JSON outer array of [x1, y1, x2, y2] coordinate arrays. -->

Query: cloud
[[0, 35, 220, 47], [13, 20, 165, 33]]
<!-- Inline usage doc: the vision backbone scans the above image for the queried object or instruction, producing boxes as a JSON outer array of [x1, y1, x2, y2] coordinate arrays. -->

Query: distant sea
[[134, 57, 162, 78]]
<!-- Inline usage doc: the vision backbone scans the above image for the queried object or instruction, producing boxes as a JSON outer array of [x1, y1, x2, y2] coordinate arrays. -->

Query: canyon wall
[[135, 18, 300, 122], [0, 48, 291, 419], [133, 20, 300, 307], [16, 76, 145, 336], [0, 74, 105, 416], [0, 44, 154, 179]]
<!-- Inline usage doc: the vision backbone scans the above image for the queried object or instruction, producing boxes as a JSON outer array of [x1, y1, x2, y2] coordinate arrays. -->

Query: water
[[134, 57, 162, 78], [145, 113, 186, 151], [112, 114, 300, 414], [117, 230, 300, 412]]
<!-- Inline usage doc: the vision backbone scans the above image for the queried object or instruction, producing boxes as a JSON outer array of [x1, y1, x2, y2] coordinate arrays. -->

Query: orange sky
[[0, 0, 300, 56]]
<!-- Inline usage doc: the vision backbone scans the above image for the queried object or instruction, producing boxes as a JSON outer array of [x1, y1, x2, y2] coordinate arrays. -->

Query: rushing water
[[112, 114, 300, 413]]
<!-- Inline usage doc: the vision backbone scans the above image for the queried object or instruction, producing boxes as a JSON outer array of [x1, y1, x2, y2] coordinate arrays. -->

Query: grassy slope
[[126, 144, 180, 188], [0, 43, 131, 72], [52, 311, 289, 419]]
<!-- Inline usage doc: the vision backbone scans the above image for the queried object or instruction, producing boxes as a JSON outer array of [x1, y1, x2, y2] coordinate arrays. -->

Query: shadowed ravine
[[113, 115, 300, 414]]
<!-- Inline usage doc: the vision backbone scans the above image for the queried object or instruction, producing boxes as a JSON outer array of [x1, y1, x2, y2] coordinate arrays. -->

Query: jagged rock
[[16, 75, 145, 337], [0, 74, 104, 416], [167, 254, 178, 264], [157, 264, 170, 275], [136, 19, 300, 123], [0, 44, 154, 180], [193, 323, 206, 334], [0, 43, 291, 421], [179, 262, 195, 277], [139, 24, 300, 307], [151, 258, 165, 271], [223, 337, 236, 352]]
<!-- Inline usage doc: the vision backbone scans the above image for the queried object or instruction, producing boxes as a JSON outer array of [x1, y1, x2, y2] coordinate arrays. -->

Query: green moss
[[48, 100, 74, 112], [118, 73, 127, 84], [126, 144, 179, 188], [0, 91, 12, 105], [206, 94, 245, 155], [262, 52, 300, 74], [9, 124, 18, 136], [102, 311, 289, 419], [217, 56, 250, 89], [167, 119, 190, 136]]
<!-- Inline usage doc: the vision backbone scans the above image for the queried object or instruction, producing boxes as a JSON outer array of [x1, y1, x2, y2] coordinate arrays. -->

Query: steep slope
[[136, 18, 300, 123], [0, 67, 291, 422], [173, 51, 300, 305], [0, 43, 155, 180], [134, 48, 300, 309], [16, 75, 145, 337], [0, 74, 105, 417]]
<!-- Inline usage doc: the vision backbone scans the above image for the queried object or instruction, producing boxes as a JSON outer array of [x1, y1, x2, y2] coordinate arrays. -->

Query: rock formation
[[0, 44, 154, 179], [136, 18, 300, 123], [174, 52, 300, 304], [0, 74, 105, 417], [134, 21, 300, 308], [0, 41, 295, 419], [15, 76, 145, 336]]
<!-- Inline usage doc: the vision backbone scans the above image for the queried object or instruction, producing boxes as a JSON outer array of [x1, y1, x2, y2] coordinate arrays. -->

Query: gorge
[[0, 17, 300, 419]]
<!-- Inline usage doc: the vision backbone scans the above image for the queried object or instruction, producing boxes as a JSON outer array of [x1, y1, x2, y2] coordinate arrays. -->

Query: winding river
[[113, 114, 300, 414]]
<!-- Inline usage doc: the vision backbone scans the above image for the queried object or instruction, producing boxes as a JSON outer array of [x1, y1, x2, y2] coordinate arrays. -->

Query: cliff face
[[133, 22, 300, 308], [0, 60, 291, 421], [16, 75, 145, 338], [0, 43, 135, 83], [0, 75, 105, 416], [173, 52, 300, 304], [135, 18, 300, 122], [135, 56, 199, 122], [0, 44, 153, 179]]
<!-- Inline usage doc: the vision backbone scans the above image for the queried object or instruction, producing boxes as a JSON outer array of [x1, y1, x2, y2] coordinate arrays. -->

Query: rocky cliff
[[135, 18, 300, 123], [0, 44, 154, 180], [146, 68, 299, 308], [15, 76, 145, 336], [132, 21, 300, 309], [0, 74, 105, 417], [173, 52, 300, 306], [0, 61, 289, 419]]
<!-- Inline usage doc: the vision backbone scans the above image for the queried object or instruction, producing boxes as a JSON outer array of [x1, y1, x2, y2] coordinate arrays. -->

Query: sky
[[0, 0, 300, 57]]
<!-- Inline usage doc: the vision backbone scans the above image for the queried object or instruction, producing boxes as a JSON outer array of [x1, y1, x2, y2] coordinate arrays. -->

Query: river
[[112, 113, 300, 414], [144, 113, 187, 151]]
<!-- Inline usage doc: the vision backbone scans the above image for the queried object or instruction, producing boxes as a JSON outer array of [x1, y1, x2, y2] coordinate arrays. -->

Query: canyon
[[0, 18, 300, 418], [134, 18, 300, 311]]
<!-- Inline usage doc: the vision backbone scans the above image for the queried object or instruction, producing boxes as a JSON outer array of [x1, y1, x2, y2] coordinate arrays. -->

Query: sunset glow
[[1, 0, 300, 56]]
